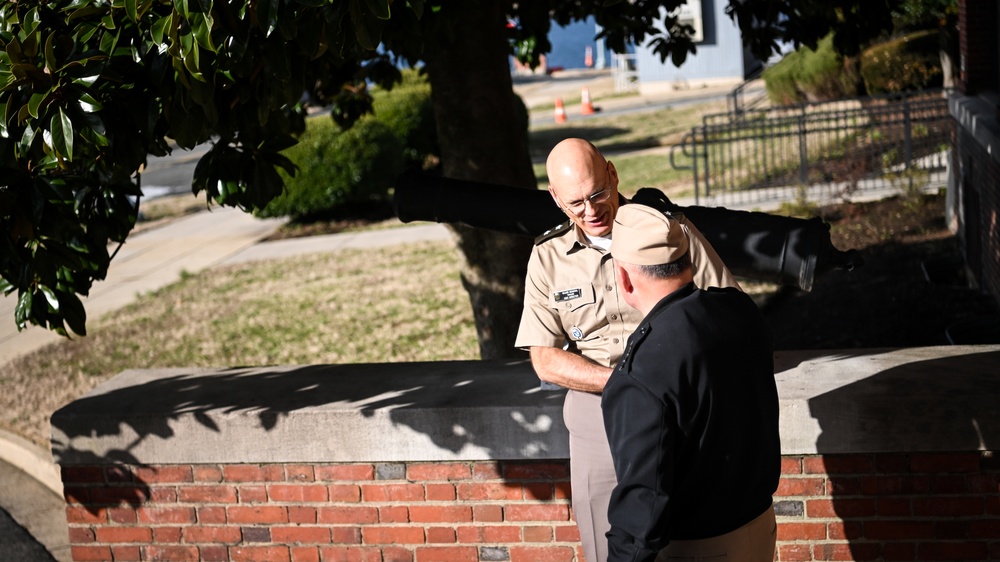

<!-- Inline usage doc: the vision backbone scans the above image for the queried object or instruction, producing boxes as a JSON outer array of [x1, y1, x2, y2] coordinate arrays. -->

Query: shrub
[[371, 70, 439, 169], [859, 29, 943, 94], [764, 34, 862, 105], [256, 117, 405, 220]]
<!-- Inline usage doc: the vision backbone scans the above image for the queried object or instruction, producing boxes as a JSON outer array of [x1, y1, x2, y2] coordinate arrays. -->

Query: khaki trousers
[[564, 390, 616, 562], [656, 504, 777, 562]]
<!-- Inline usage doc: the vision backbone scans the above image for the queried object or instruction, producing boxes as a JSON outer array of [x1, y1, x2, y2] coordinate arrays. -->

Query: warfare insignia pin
[[571, 326, 584, 340]]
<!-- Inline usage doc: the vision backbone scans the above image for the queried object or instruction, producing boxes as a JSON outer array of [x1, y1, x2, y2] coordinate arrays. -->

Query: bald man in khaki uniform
[[515, 138, 739, 562]]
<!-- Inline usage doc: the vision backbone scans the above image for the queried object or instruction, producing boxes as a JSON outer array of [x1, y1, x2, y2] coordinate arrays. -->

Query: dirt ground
[[760, 192, 1000, 350]]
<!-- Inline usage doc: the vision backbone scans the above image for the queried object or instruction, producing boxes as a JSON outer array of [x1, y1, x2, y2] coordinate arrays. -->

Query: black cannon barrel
[[393, 171, 861, 292]]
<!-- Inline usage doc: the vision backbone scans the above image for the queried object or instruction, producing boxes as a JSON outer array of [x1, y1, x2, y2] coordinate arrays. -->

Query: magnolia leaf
[[60, 291, 87, 336], [126, 0, 138, 22], [51, 107, 74, 161], [365, 0, 390, 20], [39, 285, 60, 313]]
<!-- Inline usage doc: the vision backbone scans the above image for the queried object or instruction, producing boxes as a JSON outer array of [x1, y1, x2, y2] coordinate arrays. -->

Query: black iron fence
[[671, 90, 953, 206]]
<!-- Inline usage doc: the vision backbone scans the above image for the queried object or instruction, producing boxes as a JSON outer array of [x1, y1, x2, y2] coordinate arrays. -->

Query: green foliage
[[370, 70, 438, 169], [256, 117, 404, 220], [763, 34, 860, 105], [860, 30, 943, 94]]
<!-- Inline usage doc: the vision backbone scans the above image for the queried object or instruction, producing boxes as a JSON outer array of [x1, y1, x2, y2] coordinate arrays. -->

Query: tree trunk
[[423, 0, 537, 359]]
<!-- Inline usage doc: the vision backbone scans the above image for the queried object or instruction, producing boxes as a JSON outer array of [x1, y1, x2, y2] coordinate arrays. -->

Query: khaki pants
[[657, 504, 777, 562], [564, 390, 616, 562]]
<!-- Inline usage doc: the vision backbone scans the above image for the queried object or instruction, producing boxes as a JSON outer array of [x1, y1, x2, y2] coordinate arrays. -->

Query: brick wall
[[60, 452, 1000, 562]]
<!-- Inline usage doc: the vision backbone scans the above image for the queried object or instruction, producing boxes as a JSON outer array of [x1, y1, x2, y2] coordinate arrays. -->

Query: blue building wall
[[545, 18, 610, 70], [635, 0, 752, 87]]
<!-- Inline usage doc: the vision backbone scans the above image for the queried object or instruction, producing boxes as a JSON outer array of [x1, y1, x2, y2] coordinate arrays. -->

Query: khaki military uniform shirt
[[515, 207, 739, 367]]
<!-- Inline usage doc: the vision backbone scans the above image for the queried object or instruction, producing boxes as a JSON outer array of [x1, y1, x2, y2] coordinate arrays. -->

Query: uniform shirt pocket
[[548, 284, 602, 342]]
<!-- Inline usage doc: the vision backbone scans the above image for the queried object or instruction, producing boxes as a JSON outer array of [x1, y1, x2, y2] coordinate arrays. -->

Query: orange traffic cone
[[581, 87, 595, 115], [554, 98, 567, 123]]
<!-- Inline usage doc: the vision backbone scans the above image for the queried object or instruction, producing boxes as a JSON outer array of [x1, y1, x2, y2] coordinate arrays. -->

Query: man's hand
[[529, 346, 613, 393]]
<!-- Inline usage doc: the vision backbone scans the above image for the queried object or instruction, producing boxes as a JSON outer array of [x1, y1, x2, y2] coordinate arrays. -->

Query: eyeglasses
[[563, 187, 612, 215]]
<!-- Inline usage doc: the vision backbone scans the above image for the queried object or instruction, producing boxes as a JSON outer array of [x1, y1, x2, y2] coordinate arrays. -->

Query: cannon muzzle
[[393, 171, 861, 292]]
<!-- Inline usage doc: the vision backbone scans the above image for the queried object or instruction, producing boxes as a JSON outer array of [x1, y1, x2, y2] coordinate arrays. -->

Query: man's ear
[[548, 186, 561, 208], [614, 262, 633, 296]]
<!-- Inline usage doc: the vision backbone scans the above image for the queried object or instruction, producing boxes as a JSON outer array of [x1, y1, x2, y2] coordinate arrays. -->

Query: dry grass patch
[[1, 240, 477, 448]]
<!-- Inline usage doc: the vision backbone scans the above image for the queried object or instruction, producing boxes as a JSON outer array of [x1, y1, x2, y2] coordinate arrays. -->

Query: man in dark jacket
[[603, 204, 780, 562]]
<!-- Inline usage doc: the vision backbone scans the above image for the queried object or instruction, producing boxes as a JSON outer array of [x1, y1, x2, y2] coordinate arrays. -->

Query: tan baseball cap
[[611, 204, 689, 265]]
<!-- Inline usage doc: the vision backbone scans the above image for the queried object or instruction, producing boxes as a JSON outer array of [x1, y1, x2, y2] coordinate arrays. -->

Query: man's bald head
[[546, 138, 620, 237]]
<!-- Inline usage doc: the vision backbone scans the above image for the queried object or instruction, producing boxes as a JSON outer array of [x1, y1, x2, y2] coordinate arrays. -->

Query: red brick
[[382, 546, 414, 562], [911, 452, 981, 473], [228, 505, 289, 524], [968, 473, 999, 493], [318, 506, 378, 524], [287, 465, 316, 481], [970, 518, 1000, 538], [88, 486, 149, 506], [523, 525, 553, 542], [426, 527, 456, 543], [331, 526, 362, 544], [806, 498, 876, 518], [828, 476, 861, 495], [777, 543, 811, 561], [316, 465, 374, 481], [554, 525, 580, 542], [62, 466, 106, 484], [263, 465, 287, 481], [270, 484, 329, 503], [143, 545, 200, 561], [509, 545, 575, 562], [363, 526, 425, 544], [814, 542, 878, 560], [409, 505, 472, 523], [504, 462, 569, 480], [424, 484, 455, 501], [201, 545, 229, 562], [935, 520, 972, 539], [777, 522, 826, 541], [472, 505, 503, 522], [781, 457, 803, 474], [194, 465, 224, 482], [198, 505, 228, 524], [918, 542, 988, 560], [456, 482, 518, 501], [319, 546, 383, 561], [66, 506, 108, 524], [407, 463, 472, 481], [239, 485, 268, 503], [804, 455, 873, 474], [913, 496, 984, 516], [414, 546, 478, 562], [108, 507, 137, 524], [71, 545, 112, 561], [881, 542, 916, 560], [290, 506, 318, 524], [134, 465, 193, 483], [68, 526, 95, 543], [329, 484, 361, 502], [505, 504, 569, 522], [182, 526, 242, 543], [291, 546, 320, 562], [178, 485, 237, 503], [864, 521, 935, 540], [111, 545, 141, 561], [231, 545, 292, 561], [861, 475, 931, 495], [272, 526, 331, 544], [455, 524, 520, 543], [875, 454, 911, 473], [361, 483, 424, 502], [137, 506, 195, 524], [105, 466, 133, 483], [931, 474, 970, 493], [379, 505, 410, 523], [95, 527, 151, 543], [153, 526, 182, 542], [827, 521, 863, 541], [150, 486, 177, 503], [776, 477, 826, 496], [224, 465, 266, 482], [64, 486, 91, 504], [524, 482, 554, 500], [473, 462, 502, 480], [554, 481, 571, 500], [877, 497, 912, 516]]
